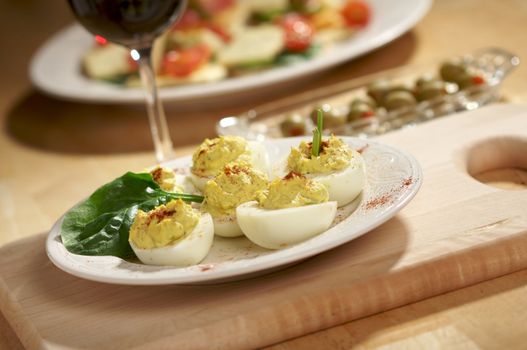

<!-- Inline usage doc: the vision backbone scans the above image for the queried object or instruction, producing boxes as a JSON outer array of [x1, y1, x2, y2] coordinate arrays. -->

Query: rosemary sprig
[[311, 108, 324, 157]]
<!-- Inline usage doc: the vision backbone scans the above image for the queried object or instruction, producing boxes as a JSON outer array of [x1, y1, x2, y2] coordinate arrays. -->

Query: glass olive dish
[[279, 57, 491, 137], [217, 48, 519, 139]]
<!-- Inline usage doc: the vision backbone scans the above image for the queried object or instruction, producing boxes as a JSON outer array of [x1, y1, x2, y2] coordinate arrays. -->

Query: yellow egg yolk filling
[[257, 172, 328, 209], [191, 136, 252, 178], [203, 164, 268, 217], [149, 166, 183, 192], [129, 199, 199, 249], [287, 135, 352, 174]]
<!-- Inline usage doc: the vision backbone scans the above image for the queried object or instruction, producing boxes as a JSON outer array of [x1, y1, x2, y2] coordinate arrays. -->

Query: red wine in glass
[[67, 0, 188, 162]]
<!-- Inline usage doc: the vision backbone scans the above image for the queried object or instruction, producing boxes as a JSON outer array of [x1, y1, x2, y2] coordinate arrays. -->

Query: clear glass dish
[[217, 48, 519, 140]]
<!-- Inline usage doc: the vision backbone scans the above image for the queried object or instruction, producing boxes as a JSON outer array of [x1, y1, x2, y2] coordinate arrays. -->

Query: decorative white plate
[[30, 0, 431, 103], [46, 137, 422, 285]]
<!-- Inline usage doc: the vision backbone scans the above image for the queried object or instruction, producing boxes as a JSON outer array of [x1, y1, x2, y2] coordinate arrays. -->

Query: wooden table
[[1, 0, 526, 348]]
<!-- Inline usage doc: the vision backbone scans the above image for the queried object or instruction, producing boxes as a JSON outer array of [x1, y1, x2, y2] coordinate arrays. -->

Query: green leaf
[[311, 109, 324, 157], [60, 172, 203, 258], [251, 9, 286, 23], [275, 44, 321, 66]]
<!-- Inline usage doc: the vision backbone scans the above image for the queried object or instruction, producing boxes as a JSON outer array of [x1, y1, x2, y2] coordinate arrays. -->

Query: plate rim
[[45, 137, 422, 285], [30, 0, 432, 103]]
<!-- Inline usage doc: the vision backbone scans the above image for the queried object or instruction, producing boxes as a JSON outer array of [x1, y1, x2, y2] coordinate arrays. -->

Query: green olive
[[376, 84, 413, 108], [348, 103, 375, 122], [350, 96, 377, 109], [415, 80, 447, 101], [457, 72, 486, 90], [439, 59, 468, 83], [367, 79, 391, 104], [280, 114, 306, 137], [388, 83, 413, 94], [382, 90, 417, 111], [310, 104, 346, 128], [415, 74, 440, 88], [309, 103, 332, 124], [325, 109, 347, 128]]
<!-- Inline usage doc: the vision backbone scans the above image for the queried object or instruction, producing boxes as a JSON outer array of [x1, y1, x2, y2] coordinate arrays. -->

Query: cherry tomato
[[197, 0, 235, 15], [206, 23, 231, 42], [341, 0, 371, 28], [128, 56, 138, 72], [162, 45, 211, 77], [361, 109, 374, 118], [94, 35, 108, 46], [472, 75, 486, 85], [281, 14, 314, 53], [172, 9, 202, 30]]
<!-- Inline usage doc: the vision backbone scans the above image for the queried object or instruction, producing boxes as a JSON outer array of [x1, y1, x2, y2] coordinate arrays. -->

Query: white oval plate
[[30, 0, 431, 103], [46, 137, 422, 285]]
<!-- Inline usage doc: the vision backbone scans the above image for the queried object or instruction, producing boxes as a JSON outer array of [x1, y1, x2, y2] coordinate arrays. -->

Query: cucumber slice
[[245, 0, 288, 12], [217, 25, 285, 67], [126, 63, 227, 87], [83, 44, 131, 80]]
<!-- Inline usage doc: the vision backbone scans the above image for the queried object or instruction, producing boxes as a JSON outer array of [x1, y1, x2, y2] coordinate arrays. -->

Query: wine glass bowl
[[67, 0, 188, 162], [68, 0, 186, 48]]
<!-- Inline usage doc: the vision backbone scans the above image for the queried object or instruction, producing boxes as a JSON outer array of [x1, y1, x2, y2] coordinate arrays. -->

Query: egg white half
[[236, 201, 337, 249], [212, 214, 243, 238], [307, 149, 365, 207], [130, 213, 214, 266], [189, 141, 270, 192], [247, 141, 270, 177]]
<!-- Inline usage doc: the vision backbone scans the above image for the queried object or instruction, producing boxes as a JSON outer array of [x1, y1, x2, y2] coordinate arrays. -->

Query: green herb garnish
[[251, 9, 286, 23], [311, 108, 324, 157], [61, 172, 203, 258], [275, 44, 321, 66]]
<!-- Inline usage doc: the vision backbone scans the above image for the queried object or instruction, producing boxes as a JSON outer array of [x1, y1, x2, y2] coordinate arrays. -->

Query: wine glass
[[67, 0, 188, 162]]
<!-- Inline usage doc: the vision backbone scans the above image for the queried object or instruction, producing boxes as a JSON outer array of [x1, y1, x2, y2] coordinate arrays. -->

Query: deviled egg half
[[237, 172, 337, 249], [190, 135, 269, 191], [202, 164, 268, 237], [286, 135, 365, 207], [129, 199, 213, 266], [149, 165, 199, 195], [149, 166, 184, 192]]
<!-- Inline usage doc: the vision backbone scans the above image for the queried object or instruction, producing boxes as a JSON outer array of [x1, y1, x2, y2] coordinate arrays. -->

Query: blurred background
[[2, 0, 526, 155]]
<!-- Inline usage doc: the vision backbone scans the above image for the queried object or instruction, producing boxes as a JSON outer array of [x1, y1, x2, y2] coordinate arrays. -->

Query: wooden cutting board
[[1, 104, 527, 350]]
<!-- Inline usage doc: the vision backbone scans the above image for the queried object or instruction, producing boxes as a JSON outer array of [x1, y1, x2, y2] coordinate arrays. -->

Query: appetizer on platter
[[286, 111, 365, 206], [190, 135, 269, 190], [237, 172, 337, 249], [149, 166, 183, 192], [202, 163, 268, 237], [129, 199, 214, 266], [60, 112, 365, 266], [81, 0, 372, 87]]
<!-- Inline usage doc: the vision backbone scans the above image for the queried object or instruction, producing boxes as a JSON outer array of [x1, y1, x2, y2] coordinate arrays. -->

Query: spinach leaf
[[60, 172, 203, 258]]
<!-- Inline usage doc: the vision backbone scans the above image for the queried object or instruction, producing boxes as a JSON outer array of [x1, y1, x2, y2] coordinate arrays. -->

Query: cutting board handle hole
[[466, 136, 527, 190]]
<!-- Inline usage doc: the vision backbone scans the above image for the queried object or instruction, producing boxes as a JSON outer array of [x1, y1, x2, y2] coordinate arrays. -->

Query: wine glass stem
[[135, 46, 174, 163]]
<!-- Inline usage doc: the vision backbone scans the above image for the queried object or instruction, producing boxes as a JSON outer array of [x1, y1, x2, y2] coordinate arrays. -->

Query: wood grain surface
[[1, 0, 527, 348], [1, 104, 527, 349], [268, 268, 527, 350]]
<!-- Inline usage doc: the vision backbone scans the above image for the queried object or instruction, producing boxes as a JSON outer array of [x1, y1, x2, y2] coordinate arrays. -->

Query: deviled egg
[[190, 136, 269, 191], [202, 164, 268, 237], [149, 166, 184, 192], [129, 199, 213, 266], [237, 172, 337, 249], [286, 135, 365, 207]]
